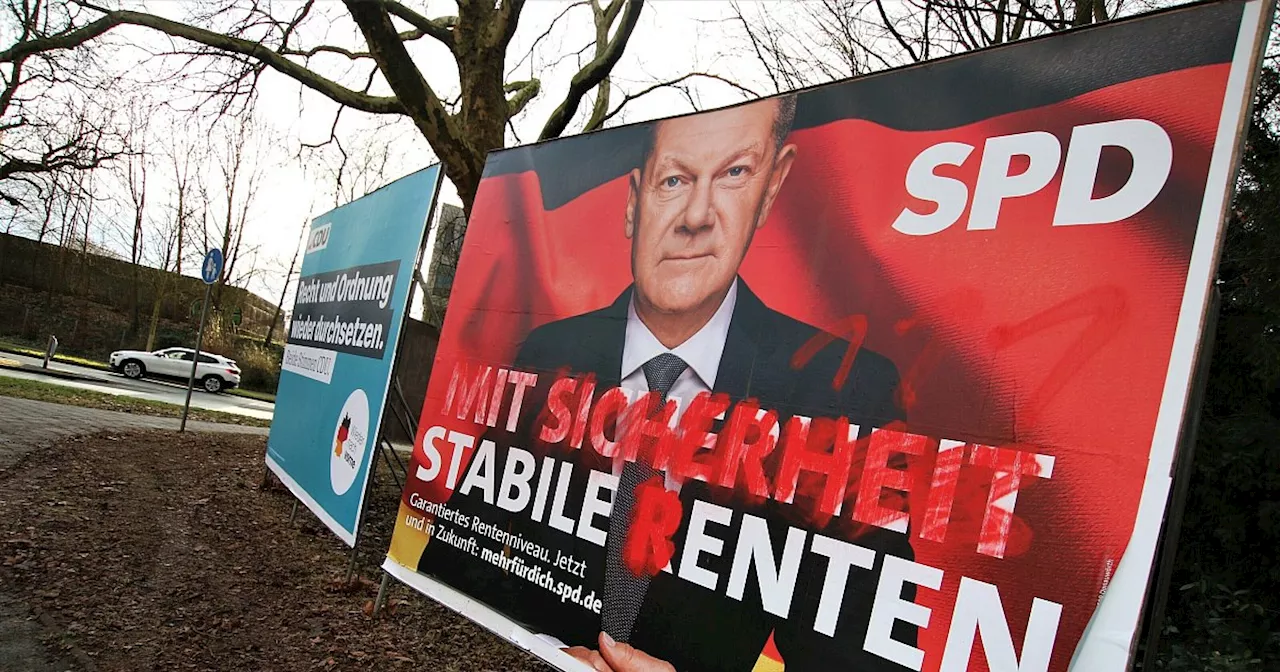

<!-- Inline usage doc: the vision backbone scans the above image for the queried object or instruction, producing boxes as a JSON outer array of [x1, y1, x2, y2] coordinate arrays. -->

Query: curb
[[0, 347, 111, 374], [0, 361, 102, 384]]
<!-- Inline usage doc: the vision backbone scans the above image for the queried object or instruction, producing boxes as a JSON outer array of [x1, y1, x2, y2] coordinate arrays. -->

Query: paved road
[[0, 352, 274, 421], [0, 396, 269, 470], [0, 397, 269, 672]]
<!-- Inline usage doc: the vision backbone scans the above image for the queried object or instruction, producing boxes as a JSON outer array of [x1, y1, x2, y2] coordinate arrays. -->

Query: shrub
[[1156, 582, 1277, 671], [230, 340, 282, 394]]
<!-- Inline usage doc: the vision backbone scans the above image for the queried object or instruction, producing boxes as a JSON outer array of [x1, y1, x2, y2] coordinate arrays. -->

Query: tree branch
[[342, 0, 462, 156], [0, 15, 117, 62], [729, 2, 783, 93], [498, 0, 527, 49], [505, 79, 540, 117], [67, 4, 405, 115], [582, 0, 615, 138], [381, 1, 456, 51], [281, 28, 428, 61], [603, 0, 626, 26], [506, 0, 589, 78], [875, 0, 919, 62], [585, 73, 759, 133], [1014, 0, 1070, 32], [539, 0, 644, 140], [283, 44, 371, 60], [0, 147, 119, 180], [586, 80, 610, 130]]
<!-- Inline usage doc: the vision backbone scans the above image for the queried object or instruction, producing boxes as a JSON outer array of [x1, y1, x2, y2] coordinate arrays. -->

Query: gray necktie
[[601, 352, 688, 643]]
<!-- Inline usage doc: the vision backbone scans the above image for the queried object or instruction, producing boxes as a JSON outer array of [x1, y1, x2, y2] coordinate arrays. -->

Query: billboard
[[267, 165, 442, 546], [381, 3, 1271, 670]]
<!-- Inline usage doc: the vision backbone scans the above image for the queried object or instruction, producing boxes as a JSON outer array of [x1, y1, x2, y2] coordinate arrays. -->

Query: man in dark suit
[[417, 95, 914, 671]]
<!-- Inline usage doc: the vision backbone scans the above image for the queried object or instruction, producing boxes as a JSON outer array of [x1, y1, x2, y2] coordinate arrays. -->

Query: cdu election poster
[[381, 2, 1271, 671], [266, 164, 442, 546]]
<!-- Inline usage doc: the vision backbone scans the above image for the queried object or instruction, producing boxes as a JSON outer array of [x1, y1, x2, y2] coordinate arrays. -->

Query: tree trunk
[[451, 11, 506, 219], [265, 220, 307, 348], [77, 219, 89, 297], [145, 285, 164, 351], [176, 219, 184, 276], [131, 266, 141, 334], [1073, 0, 1094, 27], [342, 0, 506, 220]]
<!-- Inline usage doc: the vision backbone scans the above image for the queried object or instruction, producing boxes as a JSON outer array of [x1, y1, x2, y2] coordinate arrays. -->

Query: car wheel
[[202, 375, 224, 394], [122, 360, 145, 379]]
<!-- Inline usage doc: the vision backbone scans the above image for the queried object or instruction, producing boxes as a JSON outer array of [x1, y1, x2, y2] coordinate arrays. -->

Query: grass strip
[[0, 341, 277, 401], [0, 341, 112, 371], [0, 376, 271, 428], [226, 387, 277, 402]]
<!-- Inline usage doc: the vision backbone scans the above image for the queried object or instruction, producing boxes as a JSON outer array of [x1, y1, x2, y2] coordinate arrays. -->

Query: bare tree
[[205, 112, 267, 309], [120, 104, 151, 334], [142, 203, 181, 351], [136, 121, 204, 350], [0, 0, 125, 206], [31, 172, 59, 244], [303, 120, 406, 209], [265, 218, 308, 348], [727, 0, 1146, 93], [165, 127, 200, 278], [32, 162, 105, 309], [3, 0, 660, 216]]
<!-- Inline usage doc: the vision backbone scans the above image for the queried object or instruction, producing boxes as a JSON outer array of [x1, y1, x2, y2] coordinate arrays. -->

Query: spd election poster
[[266, 164, 442, 546], [381, 3, 1271, 670]]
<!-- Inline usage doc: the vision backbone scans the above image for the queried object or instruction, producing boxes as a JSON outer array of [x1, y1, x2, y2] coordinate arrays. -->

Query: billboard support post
[[1136, 287, 1222, 669], [378, 440, 403, 490], [345, 448, 373, 583], [373, 572, 391, 618], [344, 536, 360, 584], [339, 421, 406, 584]]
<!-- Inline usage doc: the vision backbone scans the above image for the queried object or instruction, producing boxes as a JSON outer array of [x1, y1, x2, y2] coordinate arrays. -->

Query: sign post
[[180, 248, 222, 433]]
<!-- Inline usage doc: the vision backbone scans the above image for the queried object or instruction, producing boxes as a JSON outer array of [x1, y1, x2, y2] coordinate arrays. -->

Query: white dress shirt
[[616, 279, 738, 491], [535, 281, 739, 653]]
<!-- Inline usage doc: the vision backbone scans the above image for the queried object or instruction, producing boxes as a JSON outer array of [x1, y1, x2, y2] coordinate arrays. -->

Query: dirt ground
[[0, 429, 554, 671]]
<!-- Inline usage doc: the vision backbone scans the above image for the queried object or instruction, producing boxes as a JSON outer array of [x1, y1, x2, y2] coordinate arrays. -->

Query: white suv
[[109, 347, 242, 393]]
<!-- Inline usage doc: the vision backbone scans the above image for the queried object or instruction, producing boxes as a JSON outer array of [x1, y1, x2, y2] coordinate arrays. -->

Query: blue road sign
[[201, 248, 223, 285]]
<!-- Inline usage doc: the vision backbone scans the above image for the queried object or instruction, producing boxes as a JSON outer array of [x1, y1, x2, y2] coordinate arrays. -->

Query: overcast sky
[[208, 0, 776, 311]]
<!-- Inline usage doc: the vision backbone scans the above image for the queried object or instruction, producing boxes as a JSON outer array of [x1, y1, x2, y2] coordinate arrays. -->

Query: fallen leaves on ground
[[0, 429, 550, 671]]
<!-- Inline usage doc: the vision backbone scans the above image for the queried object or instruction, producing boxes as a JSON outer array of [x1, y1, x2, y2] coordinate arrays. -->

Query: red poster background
[[401, 63, 1230, 671]]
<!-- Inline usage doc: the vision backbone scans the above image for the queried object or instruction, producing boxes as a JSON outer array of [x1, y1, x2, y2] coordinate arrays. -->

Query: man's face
[[626, 100, 796, 317]]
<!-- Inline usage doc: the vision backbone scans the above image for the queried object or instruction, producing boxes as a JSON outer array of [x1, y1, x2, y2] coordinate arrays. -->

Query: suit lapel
[[581, 287, 631, 389], [712, 278, 770, 401]]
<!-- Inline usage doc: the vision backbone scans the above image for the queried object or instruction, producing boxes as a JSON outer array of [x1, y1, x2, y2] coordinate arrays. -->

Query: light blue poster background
[[266, 165, 442, 545]]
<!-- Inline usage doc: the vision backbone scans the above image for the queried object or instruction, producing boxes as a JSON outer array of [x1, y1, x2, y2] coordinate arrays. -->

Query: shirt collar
[[622, 279, 738, 389]]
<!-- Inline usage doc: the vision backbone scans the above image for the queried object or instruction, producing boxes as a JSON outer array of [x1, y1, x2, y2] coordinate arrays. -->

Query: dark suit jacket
[[418, 280, 915, 671]]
